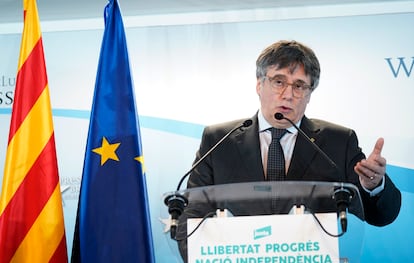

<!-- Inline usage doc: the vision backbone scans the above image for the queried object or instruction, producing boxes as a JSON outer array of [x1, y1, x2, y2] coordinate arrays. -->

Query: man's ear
[[256, 78, 262, 95]]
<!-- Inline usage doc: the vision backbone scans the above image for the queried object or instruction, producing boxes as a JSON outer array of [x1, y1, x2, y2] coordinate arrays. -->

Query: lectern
[[164, 181, 365, 263]]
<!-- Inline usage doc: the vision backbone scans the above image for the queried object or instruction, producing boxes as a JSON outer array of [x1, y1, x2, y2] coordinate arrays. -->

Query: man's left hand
[[354, 137, 386, 190]]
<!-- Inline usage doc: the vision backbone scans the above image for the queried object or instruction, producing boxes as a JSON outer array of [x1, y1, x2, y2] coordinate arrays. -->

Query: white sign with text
[[188, 213, 339, 263]]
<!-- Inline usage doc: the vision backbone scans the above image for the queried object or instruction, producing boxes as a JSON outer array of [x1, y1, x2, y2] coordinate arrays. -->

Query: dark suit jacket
[[178, 113, 401, 260], [186, 113, 401, 224]]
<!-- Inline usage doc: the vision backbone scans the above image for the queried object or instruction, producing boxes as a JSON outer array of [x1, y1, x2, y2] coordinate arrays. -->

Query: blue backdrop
[[0, 5, 413, 262]]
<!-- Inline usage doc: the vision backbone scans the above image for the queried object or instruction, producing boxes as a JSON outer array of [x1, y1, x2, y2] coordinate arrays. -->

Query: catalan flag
[[0, 0, 68, 262], [71, 0, 155, 262]]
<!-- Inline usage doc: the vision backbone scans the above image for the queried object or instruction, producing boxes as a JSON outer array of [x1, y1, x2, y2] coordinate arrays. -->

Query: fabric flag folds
[[0, 0, 68, 262], [71, 0, 155, 262]]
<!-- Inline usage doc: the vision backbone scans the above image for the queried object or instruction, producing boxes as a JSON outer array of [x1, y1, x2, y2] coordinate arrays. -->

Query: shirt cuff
[[363, 176, 386, 197]]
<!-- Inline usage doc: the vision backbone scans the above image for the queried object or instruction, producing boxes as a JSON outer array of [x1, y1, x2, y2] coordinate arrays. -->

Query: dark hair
[[256, 40, 320, 89]]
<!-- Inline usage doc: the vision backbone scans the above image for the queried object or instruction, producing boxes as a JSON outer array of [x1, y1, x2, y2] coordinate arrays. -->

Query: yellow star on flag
[[93, 137, 121, 166], [134, 155, 146, 174]]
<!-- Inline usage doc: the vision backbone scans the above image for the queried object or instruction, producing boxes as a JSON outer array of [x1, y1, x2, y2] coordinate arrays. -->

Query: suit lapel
[[234, 116, 265, 181], [287, 116, 322, 180], [231, 115, 325, 181]]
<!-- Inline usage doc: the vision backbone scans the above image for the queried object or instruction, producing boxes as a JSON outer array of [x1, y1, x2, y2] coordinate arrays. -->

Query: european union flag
[[71, 0, 155, 262]]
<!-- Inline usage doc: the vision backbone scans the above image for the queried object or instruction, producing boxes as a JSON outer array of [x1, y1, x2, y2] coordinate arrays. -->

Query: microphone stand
[[164, 119, 253, 239], [274, 112, 352, 233]]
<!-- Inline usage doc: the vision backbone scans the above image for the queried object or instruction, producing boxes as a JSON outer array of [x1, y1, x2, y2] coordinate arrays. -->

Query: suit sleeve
[[359, 174, 401, 226]]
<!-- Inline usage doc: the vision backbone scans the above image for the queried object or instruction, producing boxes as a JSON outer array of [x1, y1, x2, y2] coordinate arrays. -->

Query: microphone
[[164, 119, 253, 239], [274, 112, 338, 170], [334, 187, 352, 233], [274, 112, 351, 233]]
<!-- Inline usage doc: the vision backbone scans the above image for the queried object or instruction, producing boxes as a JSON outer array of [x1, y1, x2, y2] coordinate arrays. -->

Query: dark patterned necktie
[[267, 128, 287, 181]]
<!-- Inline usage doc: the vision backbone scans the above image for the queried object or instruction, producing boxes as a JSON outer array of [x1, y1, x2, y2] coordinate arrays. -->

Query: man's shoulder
[[304, 117, 353, 134], [204, 117, 256, 135], [209, 118, 247, 129]]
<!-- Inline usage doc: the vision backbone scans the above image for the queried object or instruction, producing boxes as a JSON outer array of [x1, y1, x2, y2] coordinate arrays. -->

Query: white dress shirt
[[258, 110, 299, 177], [256, 110, 384, 196]]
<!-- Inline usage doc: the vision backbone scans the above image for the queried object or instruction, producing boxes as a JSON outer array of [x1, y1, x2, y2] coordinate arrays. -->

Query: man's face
[[256, 64, 312, 128]]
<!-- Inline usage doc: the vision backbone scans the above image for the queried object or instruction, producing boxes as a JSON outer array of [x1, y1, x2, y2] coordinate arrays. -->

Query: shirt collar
[[258, 109, 300, 135]]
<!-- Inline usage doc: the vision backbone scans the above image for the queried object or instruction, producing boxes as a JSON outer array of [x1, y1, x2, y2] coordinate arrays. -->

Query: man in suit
[[177, 40, 401, 261]]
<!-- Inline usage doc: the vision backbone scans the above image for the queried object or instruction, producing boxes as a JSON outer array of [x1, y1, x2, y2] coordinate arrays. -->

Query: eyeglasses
[[263, 75, 313, 98]]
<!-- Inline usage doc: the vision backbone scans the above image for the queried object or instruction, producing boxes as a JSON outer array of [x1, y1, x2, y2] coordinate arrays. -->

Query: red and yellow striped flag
[[0, 0, 68, 262]]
